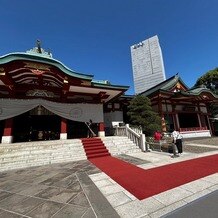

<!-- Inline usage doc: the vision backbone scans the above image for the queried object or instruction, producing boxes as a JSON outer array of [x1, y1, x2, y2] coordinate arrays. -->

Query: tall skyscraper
[[130, 35, 166, 94]]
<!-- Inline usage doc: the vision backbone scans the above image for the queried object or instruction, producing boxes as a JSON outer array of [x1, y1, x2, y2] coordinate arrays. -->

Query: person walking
[[172, 130, 183, 154]]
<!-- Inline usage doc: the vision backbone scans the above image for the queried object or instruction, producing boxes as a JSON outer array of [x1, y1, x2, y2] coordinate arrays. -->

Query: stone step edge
[[0, 157, 87, 171], [0, 154, 87, 165], [0, 148, 84, 156]]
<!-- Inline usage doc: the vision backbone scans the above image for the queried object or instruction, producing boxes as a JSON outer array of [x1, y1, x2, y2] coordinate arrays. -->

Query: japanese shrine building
[[140, 74, 218, 138], [0, 44, 129, 143], [1, 43, 218, 144]]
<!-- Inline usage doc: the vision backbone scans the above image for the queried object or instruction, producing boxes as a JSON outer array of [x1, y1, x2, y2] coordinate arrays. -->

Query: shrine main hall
[[0, 43, 129, 143], [1, 43, 218, 144]]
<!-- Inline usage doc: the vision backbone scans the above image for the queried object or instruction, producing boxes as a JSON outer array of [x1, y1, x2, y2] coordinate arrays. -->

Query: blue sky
[[1, 0, 218, 94]]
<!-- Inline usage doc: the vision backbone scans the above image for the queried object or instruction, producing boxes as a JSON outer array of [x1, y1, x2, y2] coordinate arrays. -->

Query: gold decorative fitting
[[176, 83, 181, 89], [81, 80, 91, 86], [24, 62, 50, 71], [0, 67, 5, 75], [31, 69, 45, 75], [202, 95, 209, 100]]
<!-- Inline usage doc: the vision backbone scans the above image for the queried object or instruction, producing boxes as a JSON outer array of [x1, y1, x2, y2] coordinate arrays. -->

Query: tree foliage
[[194, 67, 218, 117], [194, 67, 218, 94], [127, 95, 162, 136]]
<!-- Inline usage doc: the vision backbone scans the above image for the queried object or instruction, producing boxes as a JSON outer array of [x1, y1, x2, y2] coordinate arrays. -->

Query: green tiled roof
[[0, 52, 93, 80], [0, 50, 130, 91], [92, 80, 129, 90], [139, 73, 218, 99], [181, 87, 218, 98], [140, 74, 189, 96]]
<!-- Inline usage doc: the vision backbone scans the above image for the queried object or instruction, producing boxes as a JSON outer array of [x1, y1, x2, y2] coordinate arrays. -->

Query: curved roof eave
[[0, 52, 94, 80], [140, 75, 189, 97], [184, 88, 218, 98], [161, 75, 189, 90], [92, 81, 129, 91]]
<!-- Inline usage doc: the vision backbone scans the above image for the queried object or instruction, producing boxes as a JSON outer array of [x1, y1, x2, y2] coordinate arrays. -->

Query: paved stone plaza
[[0, 138, 217, 217]]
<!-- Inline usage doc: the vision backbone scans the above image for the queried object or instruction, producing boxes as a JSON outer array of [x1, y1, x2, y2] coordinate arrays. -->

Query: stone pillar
[[140, 134, 146, 152], [2, 118, 13, 143], [60, 118, 67, 140], [98, 122, 105, 137]]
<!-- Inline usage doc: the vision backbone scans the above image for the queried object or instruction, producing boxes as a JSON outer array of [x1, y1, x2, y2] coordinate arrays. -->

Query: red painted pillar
[[2, 118, 13, 143], [173, 114, 179, 130], [98, 122, 105, 137], [60, 118, 67, 140]]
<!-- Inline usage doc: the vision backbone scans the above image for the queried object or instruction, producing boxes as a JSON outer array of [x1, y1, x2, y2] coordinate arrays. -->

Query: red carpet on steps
[[81, 138, 111, 159], [90, 154, 218, 200]]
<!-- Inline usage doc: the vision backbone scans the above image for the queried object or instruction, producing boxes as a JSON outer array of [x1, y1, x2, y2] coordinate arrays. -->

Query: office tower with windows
[[130, 35, 166, 94]]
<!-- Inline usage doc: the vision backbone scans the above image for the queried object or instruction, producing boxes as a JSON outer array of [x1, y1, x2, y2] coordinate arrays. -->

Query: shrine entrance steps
[[0, 139, 86, 171], [0, 136, 141, 171], [81, 138, 111, 159]]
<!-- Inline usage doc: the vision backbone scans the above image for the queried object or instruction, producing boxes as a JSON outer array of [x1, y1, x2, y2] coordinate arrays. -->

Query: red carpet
[[90, 154, 218, 200], [81, 138, 111, 159]]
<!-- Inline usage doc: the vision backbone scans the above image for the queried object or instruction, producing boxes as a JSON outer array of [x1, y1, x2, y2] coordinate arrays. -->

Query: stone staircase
[[102, 136, 141, 155], [0, 139, 86, 171], [0, 136, 142, 171]]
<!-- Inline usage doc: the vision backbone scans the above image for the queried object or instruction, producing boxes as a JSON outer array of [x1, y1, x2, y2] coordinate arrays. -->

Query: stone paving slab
[[163, 190, 218, 218], [26, 201, 63, 217], [77, 172, 119, 218], [0, 159, 117, 218], [0, 194, 44, 215], [106, 191, 132, 207], [153, 187, 193, 206], [149, 200, 187, 218], [181, 178, 215, 193], [140, 196, 166, 214], [184, 137, 218, 146], [89, 150, 218, 217], [182, 189, 211, 203], [99, 184, 124, 196], [184, 144, 218, 153], [0, 141, 217, 217]]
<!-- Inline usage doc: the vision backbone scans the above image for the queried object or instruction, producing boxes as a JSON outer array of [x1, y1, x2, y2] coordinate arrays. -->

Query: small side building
[[140, 74, 218, 138]]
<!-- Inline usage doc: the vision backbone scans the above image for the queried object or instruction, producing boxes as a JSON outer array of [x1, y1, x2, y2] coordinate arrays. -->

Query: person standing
[[86, 119, 95, 138], [154, 131, 163, 150], [172, 130, 183, 154], [154, 131, 162, 141]]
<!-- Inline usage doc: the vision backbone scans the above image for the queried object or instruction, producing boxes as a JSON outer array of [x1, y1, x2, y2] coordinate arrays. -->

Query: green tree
[[194, 67, 218, 94], [127, 95, 161, 136], [194, 68, 218, 117]]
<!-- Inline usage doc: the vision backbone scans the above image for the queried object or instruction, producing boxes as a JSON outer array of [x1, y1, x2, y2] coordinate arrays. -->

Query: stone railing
[[114, 124, 147, 151], [179, 127, 208, 132], [129, 125, 143, 134]]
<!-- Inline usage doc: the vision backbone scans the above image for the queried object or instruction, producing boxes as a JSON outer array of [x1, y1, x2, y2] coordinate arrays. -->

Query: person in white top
[[172, 130, 183, 154]]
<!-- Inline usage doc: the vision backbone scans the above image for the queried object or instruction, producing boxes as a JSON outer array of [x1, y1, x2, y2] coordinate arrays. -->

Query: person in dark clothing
[[86, 119, 94, 138]]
